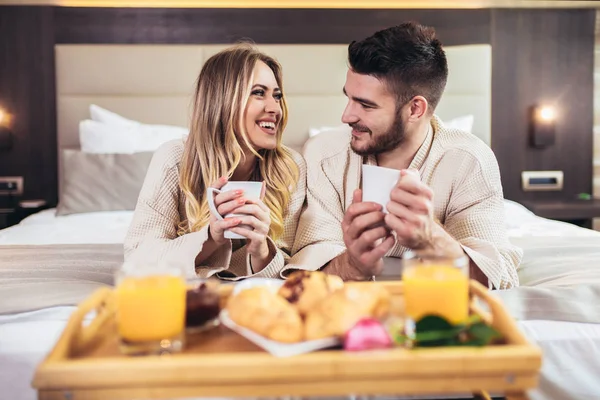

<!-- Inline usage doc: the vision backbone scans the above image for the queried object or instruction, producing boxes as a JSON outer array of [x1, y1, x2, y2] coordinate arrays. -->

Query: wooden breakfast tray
[[33, 281, 542, 400]]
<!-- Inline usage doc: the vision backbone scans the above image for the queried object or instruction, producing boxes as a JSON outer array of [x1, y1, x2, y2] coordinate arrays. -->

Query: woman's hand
[[208, 177, 244, 246], [228, 183, 274, 267]]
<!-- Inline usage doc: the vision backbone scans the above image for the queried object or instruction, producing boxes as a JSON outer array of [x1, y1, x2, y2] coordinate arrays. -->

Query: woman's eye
[[252, 89, 265, 96], [274, 93, 283, 101]]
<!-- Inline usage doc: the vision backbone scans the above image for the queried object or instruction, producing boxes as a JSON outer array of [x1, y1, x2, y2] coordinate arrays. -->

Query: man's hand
[[385, 169, 436, 250], [385, 169, 464, 259], [340, 189, 395, 279]]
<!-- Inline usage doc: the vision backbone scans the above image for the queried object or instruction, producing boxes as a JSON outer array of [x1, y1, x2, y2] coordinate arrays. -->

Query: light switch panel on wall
[[521, 171, 563, 191], [0, 177, 23, 196]]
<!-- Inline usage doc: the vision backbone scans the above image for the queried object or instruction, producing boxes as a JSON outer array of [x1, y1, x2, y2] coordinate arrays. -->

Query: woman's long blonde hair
[[179, 44, 299, 241]]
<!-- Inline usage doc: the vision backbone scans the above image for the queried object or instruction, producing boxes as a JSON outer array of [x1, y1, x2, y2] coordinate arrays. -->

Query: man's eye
[[361, 103, 373, 109]]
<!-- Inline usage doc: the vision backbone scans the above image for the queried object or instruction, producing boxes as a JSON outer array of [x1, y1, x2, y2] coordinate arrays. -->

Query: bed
[[1, 43, 599, 400]]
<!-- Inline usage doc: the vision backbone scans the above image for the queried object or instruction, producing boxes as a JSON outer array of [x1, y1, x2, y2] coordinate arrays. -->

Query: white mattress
[[1, 201, 600, 399]]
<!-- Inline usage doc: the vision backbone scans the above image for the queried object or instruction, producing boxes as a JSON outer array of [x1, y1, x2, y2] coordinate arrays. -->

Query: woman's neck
[[231, 151, 257, 181]]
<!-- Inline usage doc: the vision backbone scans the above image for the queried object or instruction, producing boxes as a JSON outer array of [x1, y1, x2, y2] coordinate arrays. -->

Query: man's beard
[[349, 116, 405, 156]]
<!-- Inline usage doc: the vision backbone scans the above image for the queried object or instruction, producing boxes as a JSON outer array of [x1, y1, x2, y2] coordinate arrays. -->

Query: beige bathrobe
[[288, 116, 522, 289], [124, 139, 306, 280]]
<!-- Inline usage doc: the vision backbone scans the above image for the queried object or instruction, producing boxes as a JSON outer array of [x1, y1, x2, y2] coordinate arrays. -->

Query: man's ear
[[406, 96, 429, 122]]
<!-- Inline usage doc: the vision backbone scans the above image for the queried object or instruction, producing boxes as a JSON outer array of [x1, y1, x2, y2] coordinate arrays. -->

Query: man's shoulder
[[302, 125, 352, 163], [433, 118, 498, 168]]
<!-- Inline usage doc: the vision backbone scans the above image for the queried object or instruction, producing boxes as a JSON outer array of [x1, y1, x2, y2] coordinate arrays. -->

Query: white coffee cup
[[207, 181, 263, 239], [361, 164, 402, 214]]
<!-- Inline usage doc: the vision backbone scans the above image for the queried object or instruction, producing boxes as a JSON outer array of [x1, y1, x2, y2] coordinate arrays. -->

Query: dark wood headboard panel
[[54, 8, 490, 45], [0, 6, 595, 206]]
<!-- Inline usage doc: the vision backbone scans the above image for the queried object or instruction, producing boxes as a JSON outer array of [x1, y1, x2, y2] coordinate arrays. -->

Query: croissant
[[227, 287, 304, 343], [304, 284, 391, 341], [278, 270, 344, 316]]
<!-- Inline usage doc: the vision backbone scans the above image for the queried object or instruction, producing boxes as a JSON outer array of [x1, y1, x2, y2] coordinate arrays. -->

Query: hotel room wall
[[0, 6, 595, 207], [594, 10, 600, 199], [0, 6, 57, 204]]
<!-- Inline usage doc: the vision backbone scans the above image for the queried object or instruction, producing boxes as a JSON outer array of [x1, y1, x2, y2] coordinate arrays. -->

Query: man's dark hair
[[348, 21, 448, 112]]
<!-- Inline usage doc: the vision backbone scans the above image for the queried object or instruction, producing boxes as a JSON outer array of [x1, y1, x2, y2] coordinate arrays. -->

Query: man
[[288, 22, 522, 289]]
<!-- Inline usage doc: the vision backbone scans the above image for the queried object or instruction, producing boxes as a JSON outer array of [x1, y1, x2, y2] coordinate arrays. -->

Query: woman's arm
[[124, 140, 234, 279]]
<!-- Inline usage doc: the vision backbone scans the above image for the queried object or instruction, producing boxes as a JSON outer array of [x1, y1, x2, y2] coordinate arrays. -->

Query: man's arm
[[421, 222, 489, 287], [438, 153, 522, 289]]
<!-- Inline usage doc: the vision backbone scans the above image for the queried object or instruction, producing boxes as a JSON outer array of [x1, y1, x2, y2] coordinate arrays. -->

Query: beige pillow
[[57, 150, 153, 215]]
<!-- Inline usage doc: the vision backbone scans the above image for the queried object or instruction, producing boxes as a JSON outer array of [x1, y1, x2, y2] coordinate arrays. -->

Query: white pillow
[[86, 105, 189, 153], [443, 115, 474, 133], [90, 104, 140, 128], [80, 119, 189, 154], [79, 120, 138, 154], [308, 125, 349, 138], [308, 115, 474, 138]]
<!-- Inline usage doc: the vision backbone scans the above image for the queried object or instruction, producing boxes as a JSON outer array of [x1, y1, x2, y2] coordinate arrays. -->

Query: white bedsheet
[[0, 200, 598, 246], [2, 201, 600, 400], [0, 208, 133, 245]]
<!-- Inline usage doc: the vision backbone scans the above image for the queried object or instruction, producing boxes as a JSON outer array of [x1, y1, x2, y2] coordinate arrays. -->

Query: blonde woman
[[124, 44, 306, 280]]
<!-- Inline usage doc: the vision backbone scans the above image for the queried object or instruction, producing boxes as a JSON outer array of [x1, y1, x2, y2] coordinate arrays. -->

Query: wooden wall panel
[[0, 6, 596, 207], [0, 6, 57, 206], [491, 9, 596, 202], [54, 8, 490, 45]]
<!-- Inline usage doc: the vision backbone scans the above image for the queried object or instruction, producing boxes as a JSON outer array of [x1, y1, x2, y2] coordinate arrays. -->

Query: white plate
[[220, 310, 341, 357], [231, 278, 284, 296], [223, 278, 341, 357]]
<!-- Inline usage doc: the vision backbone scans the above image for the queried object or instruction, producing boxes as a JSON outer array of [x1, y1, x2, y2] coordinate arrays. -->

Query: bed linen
[[0, 208, 133, 245], [1, 202, 600, 400]]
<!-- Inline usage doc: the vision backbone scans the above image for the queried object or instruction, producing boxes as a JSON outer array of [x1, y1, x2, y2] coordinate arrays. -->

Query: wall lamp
[[0, 108, 13, 152], [529, 105, 557, 148]]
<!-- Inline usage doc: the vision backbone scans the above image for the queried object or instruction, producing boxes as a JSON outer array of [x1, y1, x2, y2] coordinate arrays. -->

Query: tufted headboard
[[55, 43, 491, 153]]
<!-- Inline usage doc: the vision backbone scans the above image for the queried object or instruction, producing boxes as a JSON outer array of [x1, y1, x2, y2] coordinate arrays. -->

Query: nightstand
[[520, 199, 600, 229], [0, 208, 18, 229], [0, 200, 48, 230]]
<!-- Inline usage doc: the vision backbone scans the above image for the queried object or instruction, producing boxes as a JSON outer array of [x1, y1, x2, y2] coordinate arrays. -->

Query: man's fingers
[[360, 226, 392, 245], [351, 225, 391, 255], [386, 200, 422, 224], [357, 235, 395, 270], [346, 211, 386, 240], [384, 213, 415, 239], [343, 202, 382, 227], [396, 172, 433, 200]]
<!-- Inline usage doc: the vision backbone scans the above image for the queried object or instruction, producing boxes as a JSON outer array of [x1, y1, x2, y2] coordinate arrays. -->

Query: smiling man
[[289, 22, 522, 289]]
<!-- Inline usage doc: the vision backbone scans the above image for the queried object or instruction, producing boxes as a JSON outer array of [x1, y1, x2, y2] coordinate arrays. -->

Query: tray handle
[[71, 287, 115, 355], [45, 287, 113, 361], [469, 280, 529, 345]]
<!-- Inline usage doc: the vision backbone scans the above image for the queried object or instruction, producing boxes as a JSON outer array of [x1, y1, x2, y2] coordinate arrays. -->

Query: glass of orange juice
[[402, 251, 470, 334], [115, 262, 187, 355]]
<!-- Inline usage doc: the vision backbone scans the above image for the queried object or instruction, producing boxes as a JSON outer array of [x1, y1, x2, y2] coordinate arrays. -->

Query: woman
[[124, 44, 306, 280]]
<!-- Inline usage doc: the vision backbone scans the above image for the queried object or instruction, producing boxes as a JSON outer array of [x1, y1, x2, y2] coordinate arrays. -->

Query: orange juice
[[403, 264, 469, 324], [116, 275, 186, 342]]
